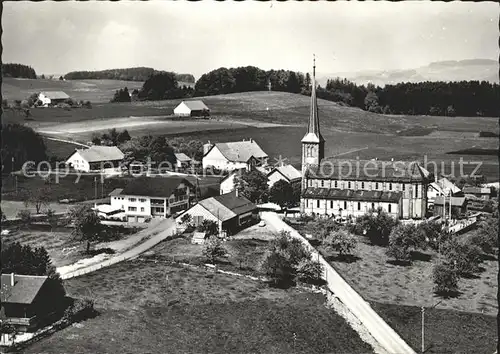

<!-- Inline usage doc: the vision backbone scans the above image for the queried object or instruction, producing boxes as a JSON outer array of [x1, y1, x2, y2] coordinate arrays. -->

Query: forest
[[63, 67, 195, 83], [2, 63, 37, 79]]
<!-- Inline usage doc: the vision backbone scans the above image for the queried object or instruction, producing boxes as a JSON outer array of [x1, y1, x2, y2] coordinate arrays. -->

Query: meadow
[[24, 260, 373, 354]]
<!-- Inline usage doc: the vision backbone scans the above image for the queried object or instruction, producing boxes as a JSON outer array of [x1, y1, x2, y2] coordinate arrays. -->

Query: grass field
[[370, 302, 497, 354], [25, 260, 373, 354], [315, 233, 498, 316]]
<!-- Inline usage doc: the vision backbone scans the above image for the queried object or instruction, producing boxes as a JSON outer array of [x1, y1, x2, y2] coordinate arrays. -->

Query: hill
[[318, 59, 499, 87]]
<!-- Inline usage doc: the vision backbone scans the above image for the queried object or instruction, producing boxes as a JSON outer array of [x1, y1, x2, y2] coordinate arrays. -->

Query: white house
[[267, 164, 302, 188], [37, 91, 70, 107], [173, 100, 210, 117], [109, 177, 193, 222], [427, 177, 463, 205], [66, 146, 125, 173], [220, 169, 243, 195], [175, 153, 193, 170], [202, 139, 268, 172]]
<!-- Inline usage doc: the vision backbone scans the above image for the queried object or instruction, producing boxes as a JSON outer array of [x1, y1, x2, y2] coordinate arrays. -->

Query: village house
[[173, 100, 210, 117], [176, 190, 258, 235], [66, 145, 124, 173], [175, 153, 193, 170], [0, 273, 65, 333], [108, 177, 193, 222], [462, 186, 492, 200], [433, 196, 467, 219], [203, 139, 268, 172], [267, 164, 302, 188], [36, 91, 70, 107], [300, 61, 431, 219], [427, 177, 463, 205]]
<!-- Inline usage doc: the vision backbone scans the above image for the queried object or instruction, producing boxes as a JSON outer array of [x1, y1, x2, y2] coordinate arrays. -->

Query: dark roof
[[302, 187, 402, 203], [306, 159, 428, 182], [118, 177, 193, 198], [1, 274, 48, 305], [214, 192, 257, 216]]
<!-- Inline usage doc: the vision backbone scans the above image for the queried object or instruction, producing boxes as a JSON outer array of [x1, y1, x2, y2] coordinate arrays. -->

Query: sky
[[2, 1, 498, 79]]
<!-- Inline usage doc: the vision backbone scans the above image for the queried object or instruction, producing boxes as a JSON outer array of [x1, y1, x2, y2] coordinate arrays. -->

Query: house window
[[344, 201, 347, 209], [357, 202, 361, 210], [317, 200, 320, 208], [330, 200, 333, 209], [361, 182, 365, 189], [128, 206, 137, 212], [388, 204, 392, 213], [321, 180, 324, 187], [129, 198, 136, 202], [402, 184, 405, 191], [376, 182, 379, 190], [334, 181, 338, 188], [348, 181, 351, 189], [389, 183, 392, 191], [140, 207, 145, 212], [415, 184, 419, 198], [139, 198, 146, 203]]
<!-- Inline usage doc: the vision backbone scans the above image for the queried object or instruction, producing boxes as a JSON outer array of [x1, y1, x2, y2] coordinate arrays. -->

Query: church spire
[[302, 54, 324, 143]]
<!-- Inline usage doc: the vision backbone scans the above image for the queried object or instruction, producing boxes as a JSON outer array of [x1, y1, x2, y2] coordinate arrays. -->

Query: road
[[58, 218, 176, 279], [261, 212, 416, 354]]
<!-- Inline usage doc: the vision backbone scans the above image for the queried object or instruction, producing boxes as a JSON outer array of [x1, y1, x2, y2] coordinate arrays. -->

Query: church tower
[[301, 56, 325, 174]]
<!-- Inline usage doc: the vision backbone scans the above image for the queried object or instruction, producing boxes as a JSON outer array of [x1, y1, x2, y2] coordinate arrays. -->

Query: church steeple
[[301, 55, 325, 173]]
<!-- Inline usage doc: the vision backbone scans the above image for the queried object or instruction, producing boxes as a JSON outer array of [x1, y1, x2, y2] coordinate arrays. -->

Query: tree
[[470, 213, 499, 255], [59, 76, 64, 81], [305, 218, 340, 241], [442, 238, 482, 277], [24, 186, 51, 214], [354, 208, 398, 246], [326, 229, 357, 259], [386, 224, 423, 264], [139, 72, 179, 100], [180, 213, 192, 226], [433, 263, 459, 297], [202, 237, 228, 264], [1, 209, 6, 223], [235, 169, 269, 203], [197, 219, 218, 236], [295, 259, 323, 284], [70, 205, 104, 253], [116, 129, 131, 144], [91, 134, 102, 146], [17, 210, 32, 229], [364, 91, 381, 113], [111, 87, 131, 103], [269, 180, 295, 209], [46, 208, 58, 232]]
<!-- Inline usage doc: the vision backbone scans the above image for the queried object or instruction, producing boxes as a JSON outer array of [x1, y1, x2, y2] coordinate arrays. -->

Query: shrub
[[62, 297, 97, 323], [202, 237, 228, 264], [17, 209, 32, 227], [355, 208, 398, 246], [442, 238, 483, 276], [197, 219, 218, 236], [326, 229, 357, 258], [305, 218, 340, 240], [386, 224, 418, 264], [433, 263, 459, 296], [296, 259, 323, 284]]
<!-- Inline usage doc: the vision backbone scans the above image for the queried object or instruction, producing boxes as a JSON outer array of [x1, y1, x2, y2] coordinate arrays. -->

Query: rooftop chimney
[[11, 273, 14, 286]]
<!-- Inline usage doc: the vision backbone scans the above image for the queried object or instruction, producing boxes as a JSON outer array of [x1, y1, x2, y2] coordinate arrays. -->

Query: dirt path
[[261, 211, 416, 354], [57, 218, 176, 279]]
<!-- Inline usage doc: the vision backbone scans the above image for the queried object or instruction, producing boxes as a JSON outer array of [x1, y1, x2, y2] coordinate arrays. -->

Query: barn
[[173, 100, 210, 117], [37, 91, 70, 107]]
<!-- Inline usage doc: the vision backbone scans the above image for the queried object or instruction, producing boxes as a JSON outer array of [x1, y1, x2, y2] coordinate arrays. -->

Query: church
[[300, 61, 431, 220]]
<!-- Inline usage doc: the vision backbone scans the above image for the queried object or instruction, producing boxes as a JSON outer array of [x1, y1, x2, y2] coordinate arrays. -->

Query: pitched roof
[[40, 91, 70, 100], [198, 191, 257, 222], [178, 100, 209, 111], [74, 146, 124, 163], [207, 140, 268, 162], [175, 153, 192, 162], [437, 177, 462, 195], [306, 159, 428, 182], [117, 177, 193, 198], [269, 164, 302, 182], [434, 196, 467, 207], [109, 188, 124, 196], [301, 64, 324, 144], [302, 187, 402, 203], [0, 274, 48, 305], [462, 186, 491, 195]]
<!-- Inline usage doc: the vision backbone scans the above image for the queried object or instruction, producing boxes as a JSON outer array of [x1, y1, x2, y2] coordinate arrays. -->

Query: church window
[[376, 182, 379, 190], [321, 180, 324, 187], [415, 184, 418, 198], [348, 181, 351, 189], [389, 183, 392, 191], [317, 200, 320, 208], [371, 202, 375, 210], [402, 184, 405, 191], [357, 202, 361, 210], [388, 204, 392, 213], [334, 180, 338, 188], [361, 182, 365, 189], [344, 201, 347, 209], [330, 200, 333, 208]]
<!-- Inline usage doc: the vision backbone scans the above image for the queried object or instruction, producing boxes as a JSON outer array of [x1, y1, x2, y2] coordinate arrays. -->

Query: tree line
[[2, 63, 37, 79], [63, 67, 195, 83], [1, 124, 47, 174]]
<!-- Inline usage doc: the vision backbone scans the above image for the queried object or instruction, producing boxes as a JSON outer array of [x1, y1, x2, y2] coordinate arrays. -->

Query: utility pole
[[94, 177, 97, 199], [421, 306, 425, 353], [101, 177, 104, 198]]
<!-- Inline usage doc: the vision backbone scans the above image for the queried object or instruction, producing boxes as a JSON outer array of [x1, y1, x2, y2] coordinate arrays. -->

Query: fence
[[261, 212, 416, 354]]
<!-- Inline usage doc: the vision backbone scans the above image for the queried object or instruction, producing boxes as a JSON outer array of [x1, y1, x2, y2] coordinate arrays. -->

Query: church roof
[[302, 187, 402, 203], [305, 159, 429, 182], [301, 60, 324, 144]]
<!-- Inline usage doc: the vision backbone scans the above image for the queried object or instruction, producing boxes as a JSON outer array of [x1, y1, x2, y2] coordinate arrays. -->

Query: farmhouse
[[462, 186, 491, 200], [0, 273, 64, 332], [267, 164, 302, 188], [203, 139, 269, 172], [37, 91, 70, 107], [173, 100, 210, 117], [300, 62, 431, 219], [175, 153, 193, 170], [427, 177, 463, 205], [433, 196, 467, 219], [177, 191, 258, 235], [108, 177, 193, 222], [66, 146, 125, 173]]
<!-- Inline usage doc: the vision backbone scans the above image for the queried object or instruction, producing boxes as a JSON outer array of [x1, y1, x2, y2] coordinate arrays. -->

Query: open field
[[25, 260, 373, 354], [316, 234, 498, 316], [371, 301, 497, 354], [2, 77, 144, 103]]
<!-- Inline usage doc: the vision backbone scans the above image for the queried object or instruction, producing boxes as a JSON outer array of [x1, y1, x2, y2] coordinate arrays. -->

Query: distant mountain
[[317, 59, 498, 87]]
